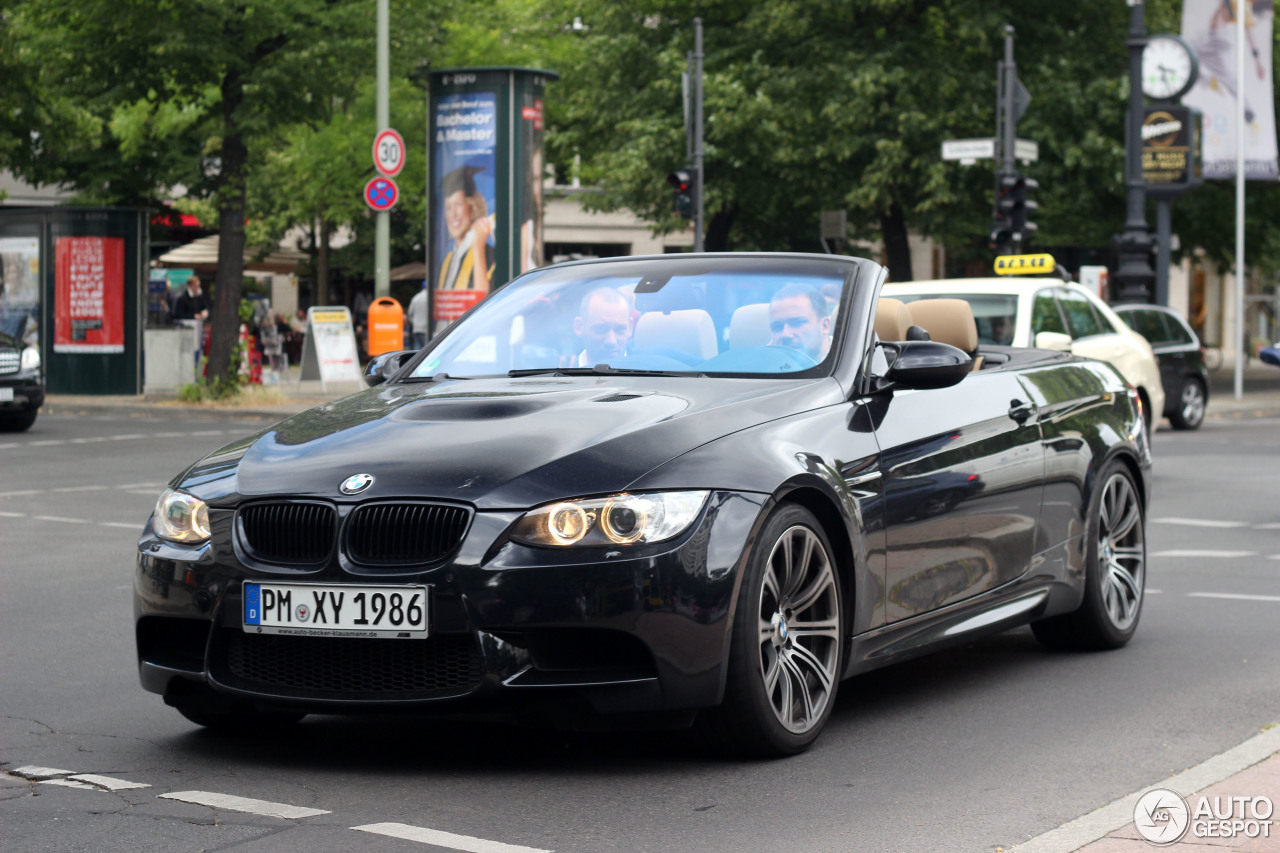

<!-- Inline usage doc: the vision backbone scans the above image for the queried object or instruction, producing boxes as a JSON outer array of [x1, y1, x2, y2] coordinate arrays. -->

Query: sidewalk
[[1011, 726, 1280, 853], [38, 364, 1280, 421]]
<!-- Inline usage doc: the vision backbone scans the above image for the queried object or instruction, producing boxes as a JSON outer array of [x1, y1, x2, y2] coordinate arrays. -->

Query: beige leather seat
[[632, 308, 719, 361], [905, 298, 982, 369], [729, 302, 771, 348], [875, 297, 913, 341]]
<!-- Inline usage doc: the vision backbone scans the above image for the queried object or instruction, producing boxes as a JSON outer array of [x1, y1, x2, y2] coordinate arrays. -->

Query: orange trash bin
[[367, 296, 405, 356]]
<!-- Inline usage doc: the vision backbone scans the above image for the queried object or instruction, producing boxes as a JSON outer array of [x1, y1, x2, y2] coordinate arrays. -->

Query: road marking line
[[150, 432, 186, 438], [0, 443, 20, 449], [70, 437, 109, 443], [40, 779, 98, 790], [1151, 517, 1248, 528], [33, 515, 89, 524], [100, 522, 140, 529], [52, 485, 108, 493], [158, 791, 329, 819], [1146, 589, 1163, 594], [1151, 550, 1257, 558], [0, 490, 43, 497], [117, 482, 165, 489], [1188, 592, 1280, 603], [0, 511, 26, 517], [189, 430, 225, 436], [28, 440, 67, 446], [67, 773, 149, 791], [1255, 522, 1280, 530], [11, 765, 75, 780], [110, 434, 149, 441], [352, 823, 553, 853]]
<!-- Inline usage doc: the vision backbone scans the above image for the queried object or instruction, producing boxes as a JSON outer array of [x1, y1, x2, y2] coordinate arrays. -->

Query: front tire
[[1169, 378, 1206, 430], [1033, 460, 1145, 650], [699, 504, 843, 757], [0, 408, 37, 432]]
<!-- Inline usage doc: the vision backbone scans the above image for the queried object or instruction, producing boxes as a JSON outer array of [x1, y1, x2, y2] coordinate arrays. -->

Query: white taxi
[[882, 277, 1165, 431]]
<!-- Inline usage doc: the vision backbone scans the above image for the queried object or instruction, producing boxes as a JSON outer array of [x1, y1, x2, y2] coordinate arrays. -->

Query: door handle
[[1008, 399, 1035, 425]]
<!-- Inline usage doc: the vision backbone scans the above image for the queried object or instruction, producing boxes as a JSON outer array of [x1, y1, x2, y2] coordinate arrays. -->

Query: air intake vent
[[238, 501, 336, 565], [595, 393, 643, 403], [345, 502, 470, 567]]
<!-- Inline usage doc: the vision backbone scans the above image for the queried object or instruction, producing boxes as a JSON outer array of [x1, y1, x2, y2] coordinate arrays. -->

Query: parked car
[[135, 254, 1151, 757], [881, 278, 1165, 433], [1260, 342, 1280, 367], [0, 328, 43, 431], [1111, 304, 1210, 430]]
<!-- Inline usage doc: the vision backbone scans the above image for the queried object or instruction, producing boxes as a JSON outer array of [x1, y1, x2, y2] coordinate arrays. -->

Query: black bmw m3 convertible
[[135, 253, 1150, 756]]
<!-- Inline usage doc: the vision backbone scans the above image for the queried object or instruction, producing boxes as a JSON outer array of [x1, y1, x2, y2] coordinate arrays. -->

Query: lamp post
[[1112, 0, 1155, 304]]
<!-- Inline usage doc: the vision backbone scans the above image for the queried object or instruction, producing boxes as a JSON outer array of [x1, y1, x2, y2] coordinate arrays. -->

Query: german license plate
[[0, 388, 12, 402], [243, 582, 428, 639]]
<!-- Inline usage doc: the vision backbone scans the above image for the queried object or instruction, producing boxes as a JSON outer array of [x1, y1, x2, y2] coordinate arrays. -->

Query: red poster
[[54, 236, 125, 353], [433, 289, 486, 323]]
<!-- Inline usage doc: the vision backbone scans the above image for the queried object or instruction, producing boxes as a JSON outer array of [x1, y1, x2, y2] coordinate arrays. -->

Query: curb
[[1007, 724, 1280, 853]]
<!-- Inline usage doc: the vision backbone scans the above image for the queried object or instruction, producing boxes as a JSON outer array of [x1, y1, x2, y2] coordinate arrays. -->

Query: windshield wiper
[[509, 365, 694, 378], [400, 371, 473, 383]]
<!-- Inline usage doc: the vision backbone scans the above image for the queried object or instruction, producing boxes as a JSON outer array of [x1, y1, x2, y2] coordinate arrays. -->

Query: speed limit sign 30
[[373, 128, 405, 178]]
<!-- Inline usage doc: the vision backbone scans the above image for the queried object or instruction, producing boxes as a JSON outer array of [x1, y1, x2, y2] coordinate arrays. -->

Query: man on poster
[[437, 165, 494, 293]]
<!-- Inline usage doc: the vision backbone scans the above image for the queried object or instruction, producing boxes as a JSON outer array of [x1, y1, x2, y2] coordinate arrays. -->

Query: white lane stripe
[[1188, 592, 1280, 603], [1256, 522, 1280, 530], [28, 440, 67, 446], [353, 823, 553, 853], [1269, 555, 1280, 561], [117, 482, 166, 489], [0, 443, 20, 449], [67, 773, 149, 791], [110, 434, 149, 441], [100, 522, 141, 529], [12, 765, 75, 780], [0, 511, 26, 517], [1151, 517, 1248, 528], [70, 437, 109, 443], [34, 515, 89, 524], [150, 432, 186, 438], [0, 490, 43, 497], [158, 791, 329, 819], [189, 430, 225, 436], [40, 779, 97, 790], [1146, 589, 1163, 594], [1151, 550, 1257, 558], [53, 485, 108, 493]]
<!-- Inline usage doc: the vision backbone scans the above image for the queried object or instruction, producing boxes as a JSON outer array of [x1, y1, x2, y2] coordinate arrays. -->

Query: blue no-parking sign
[[364, 176, 399, 211]]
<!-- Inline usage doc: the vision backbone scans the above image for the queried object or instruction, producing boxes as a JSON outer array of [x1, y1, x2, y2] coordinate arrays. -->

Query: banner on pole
[[1181, 0, 1278, 179]]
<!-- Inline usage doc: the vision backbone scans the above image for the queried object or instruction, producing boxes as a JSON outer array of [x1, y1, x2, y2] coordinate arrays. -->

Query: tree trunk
[[207, 70, 248, 388], [879, 201, 913, 282], [316, 219, 332, 306], [704, 206, 735, 252]]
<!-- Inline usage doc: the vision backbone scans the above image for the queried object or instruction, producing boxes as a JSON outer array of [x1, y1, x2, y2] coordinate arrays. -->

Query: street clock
[[1142, 33, 1198, 101]]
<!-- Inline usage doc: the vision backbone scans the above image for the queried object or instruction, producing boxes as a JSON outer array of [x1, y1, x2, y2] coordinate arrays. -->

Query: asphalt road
[[2, 408, 1277, 853]]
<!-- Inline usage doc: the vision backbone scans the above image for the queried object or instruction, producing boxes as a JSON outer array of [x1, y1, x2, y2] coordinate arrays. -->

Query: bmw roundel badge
[[340, 473, 375, 495]]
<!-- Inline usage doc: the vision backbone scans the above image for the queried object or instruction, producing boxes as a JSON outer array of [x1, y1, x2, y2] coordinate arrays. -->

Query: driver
[[769, 283, 831, 361], [574, 287, 632, 366]]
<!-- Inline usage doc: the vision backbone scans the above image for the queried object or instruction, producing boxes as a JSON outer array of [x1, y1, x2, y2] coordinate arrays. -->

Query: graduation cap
[[440, 165, 484, 197]]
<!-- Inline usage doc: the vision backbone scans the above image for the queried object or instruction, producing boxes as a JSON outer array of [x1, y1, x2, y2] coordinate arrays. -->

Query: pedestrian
[[173, 276, 211, 322], [408, 280, 429, 349]]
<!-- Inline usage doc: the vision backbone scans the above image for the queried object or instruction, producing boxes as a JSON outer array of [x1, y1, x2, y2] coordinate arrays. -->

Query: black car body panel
[[0, 329, 43, 427], [135, 254, 1151, 740]]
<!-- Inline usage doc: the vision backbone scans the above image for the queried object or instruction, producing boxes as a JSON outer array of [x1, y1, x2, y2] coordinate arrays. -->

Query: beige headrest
[[875, 297, 913, 342], [906, 298, 978, 354]]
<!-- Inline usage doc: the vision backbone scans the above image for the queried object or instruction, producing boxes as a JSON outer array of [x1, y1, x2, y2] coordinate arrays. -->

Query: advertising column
[[426, 67, 557, 334]]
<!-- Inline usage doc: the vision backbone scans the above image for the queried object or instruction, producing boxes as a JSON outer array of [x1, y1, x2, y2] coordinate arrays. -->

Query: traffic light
[[990, 172, 1039, 251], [666, 168, 694, 219], [990, 173, 1018, 250]]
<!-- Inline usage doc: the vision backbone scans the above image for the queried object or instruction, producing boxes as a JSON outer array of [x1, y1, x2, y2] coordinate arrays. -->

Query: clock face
[[1142, 35, 1197, 101]]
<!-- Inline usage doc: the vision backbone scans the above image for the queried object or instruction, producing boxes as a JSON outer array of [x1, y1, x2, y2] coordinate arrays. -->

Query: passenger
[[989, 315, 1014, 345], [574, 287, 632, 366], [769, 283, 831, 361]]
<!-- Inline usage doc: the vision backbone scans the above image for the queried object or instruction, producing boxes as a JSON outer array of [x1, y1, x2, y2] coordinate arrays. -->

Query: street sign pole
[[375, 0, 390, 299], [693, 17, 705, 253], [1112, 0, 1156, 305]]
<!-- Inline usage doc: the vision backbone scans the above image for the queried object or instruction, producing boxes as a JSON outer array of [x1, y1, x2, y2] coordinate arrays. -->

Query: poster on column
[[54, 236, 125, 353], [432, 90, 497, 329], [1181, 0, 1278, 179]]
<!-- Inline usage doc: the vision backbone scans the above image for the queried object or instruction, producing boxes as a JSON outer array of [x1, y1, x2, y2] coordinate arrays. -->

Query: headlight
[[20, 347, 39, 372], [154, 488, 211, 543], [511, 491, 709, 548]]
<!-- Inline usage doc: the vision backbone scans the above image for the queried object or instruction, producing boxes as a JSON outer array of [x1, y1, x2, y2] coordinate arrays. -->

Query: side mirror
[[880, 340, 972, 390], [1034, 331, 1073, 351], [363, 350, 414, 387]]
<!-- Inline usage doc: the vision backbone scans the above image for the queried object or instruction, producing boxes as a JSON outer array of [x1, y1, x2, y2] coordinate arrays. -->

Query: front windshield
[[408, 258, 856, 379]]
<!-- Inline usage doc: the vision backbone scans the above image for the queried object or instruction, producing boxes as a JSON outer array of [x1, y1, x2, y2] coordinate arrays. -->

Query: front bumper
[[135, 490, 765, 718], [0, 374, 43, 412]]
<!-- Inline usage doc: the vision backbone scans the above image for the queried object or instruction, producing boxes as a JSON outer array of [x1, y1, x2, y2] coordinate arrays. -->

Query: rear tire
[[698, 504, 843, 758], [1033, 460, 1145, 651], [1168, 378, 1206, 430]]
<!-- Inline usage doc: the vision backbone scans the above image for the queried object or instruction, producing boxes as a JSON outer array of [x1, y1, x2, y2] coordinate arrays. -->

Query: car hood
[[179, 375, 843, 509]]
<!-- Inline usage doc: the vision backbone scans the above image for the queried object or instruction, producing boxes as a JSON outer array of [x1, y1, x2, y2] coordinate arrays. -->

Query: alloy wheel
[[1096, 472, 1145, 631], [757, 524, 840, 734], [1179, 381, 1206, 427]]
